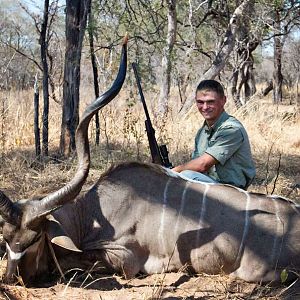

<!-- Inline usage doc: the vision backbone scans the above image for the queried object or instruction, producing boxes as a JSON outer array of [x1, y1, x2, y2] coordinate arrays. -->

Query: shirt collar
[[203, 111, 230, 133]]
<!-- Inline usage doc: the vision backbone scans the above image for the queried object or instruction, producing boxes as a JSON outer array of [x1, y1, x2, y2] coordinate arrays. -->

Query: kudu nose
[[4, 271, 19, 284], [4, 258, 21, 284], [4, 275, 18, 284]]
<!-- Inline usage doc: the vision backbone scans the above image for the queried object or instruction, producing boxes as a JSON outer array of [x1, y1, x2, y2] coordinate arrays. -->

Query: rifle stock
[[132, 63, 172, 168]]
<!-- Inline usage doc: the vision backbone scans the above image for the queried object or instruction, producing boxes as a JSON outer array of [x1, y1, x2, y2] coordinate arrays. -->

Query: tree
[[179, 0, 254, 116], [60, 0, 91, 156], [34, 73, 41, 157], [271, 1, 300, 104], [0, 2, 38, 89], [24, 0, 61, 156], [87, 3, 100, 145], [273, 7, 284, 104], [282, 37, 300, 105], [230, 0, 258, 108], [157, 0, 177, 118], [0, 0, 62, 157], [40, 0, 50, 156], [259, 1, 300, 103]]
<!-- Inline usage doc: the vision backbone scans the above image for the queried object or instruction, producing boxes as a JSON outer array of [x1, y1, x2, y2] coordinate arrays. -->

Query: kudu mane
[[99, 161, 166, 181]]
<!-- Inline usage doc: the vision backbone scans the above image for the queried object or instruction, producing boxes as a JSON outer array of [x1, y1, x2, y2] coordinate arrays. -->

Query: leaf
[[280, 269, 288, 283]]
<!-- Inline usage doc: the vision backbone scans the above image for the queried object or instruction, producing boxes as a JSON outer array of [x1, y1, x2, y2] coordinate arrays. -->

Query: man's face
[[195, 90, 226, 126]]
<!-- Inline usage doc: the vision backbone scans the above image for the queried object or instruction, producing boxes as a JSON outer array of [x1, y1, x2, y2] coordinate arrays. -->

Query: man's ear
[[45, 215, 82, 252]]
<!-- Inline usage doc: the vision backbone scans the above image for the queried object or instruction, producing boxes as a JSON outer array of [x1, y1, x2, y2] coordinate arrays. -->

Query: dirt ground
[[0, 260, 299, 300], [0, 233, 299, 300]]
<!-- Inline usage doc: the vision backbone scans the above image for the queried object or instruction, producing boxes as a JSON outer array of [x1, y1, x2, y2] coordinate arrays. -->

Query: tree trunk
[[261, 80, 273, 97], [232, 48, 257, 108], [273, 9, 283, 104], [60, 0, 91, 156], [229, 0, 257, 108], [179, 0, 253, 116], [176, 73, 190, 105], [88, 7, 100, 146], [231, 68, 242, 108], [40, 0, 50, 157], [245, 61, 256, 99], [157, 0, 177, 118], [296, 75, 299, 107], [34, 74, 41, 158]]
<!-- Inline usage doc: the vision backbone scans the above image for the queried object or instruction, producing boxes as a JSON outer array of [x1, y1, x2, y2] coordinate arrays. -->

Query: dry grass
[[1, 87, 300, 201], [1, 270, 298, 299]]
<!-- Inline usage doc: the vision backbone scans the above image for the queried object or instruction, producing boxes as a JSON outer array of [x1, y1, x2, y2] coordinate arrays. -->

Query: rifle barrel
[[132, 62, 172, 168], [132, 63, 152, 122]]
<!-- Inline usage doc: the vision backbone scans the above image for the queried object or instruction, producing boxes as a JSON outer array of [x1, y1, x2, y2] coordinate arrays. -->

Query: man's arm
[[173, 153, 218, 173]]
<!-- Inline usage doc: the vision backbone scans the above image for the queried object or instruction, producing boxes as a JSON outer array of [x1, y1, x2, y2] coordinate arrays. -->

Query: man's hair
[[196, 80, 225, 97]]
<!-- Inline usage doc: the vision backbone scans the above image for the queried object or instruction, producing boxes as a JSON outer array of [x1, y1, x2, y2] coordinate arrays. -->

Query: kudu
[[1, 37, 300, 286]]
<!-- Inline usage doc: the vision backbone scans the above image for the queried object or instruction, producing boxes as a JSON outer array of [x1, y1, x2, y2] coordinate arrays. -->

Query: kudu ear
[[0, 191, 21, 226], [46, 215, 82, 252]]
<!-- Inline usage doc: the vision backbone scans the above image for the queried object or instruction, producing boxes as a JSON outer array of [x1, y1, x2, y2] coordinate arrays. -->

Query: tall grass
[[0, 88, 300, 202]]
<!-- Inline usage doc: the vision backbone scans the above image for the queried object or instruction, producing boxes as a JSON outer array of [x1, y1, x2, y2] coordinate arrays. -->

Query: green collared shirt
[[192, 111, 256, 189]]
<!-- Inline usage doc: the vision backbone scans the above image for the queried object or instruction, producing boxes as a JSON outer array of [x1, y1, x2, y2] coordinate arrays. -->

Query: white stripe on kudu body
[[199, 183, 210, 228], [158, 178, 172, 254], [173, 181, 190, 236], [234, 191, 251, 267], [270, 196, 283, 267]]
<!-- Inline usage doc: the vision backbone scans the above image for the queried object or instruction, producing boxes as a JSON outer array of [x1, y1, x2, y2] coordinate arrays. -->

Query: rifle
[[132, 62, 172, 168]]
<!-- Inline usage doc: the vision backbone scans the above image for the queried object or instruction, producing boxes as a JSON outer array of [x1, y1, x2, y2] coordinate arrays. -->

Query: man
[[173, 80, 255, 189]]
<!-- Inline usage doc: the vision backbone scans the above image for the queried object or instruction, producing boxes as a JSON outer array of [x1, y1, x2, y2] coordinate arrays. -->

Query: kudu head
[[0, 36, 128, 285]]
